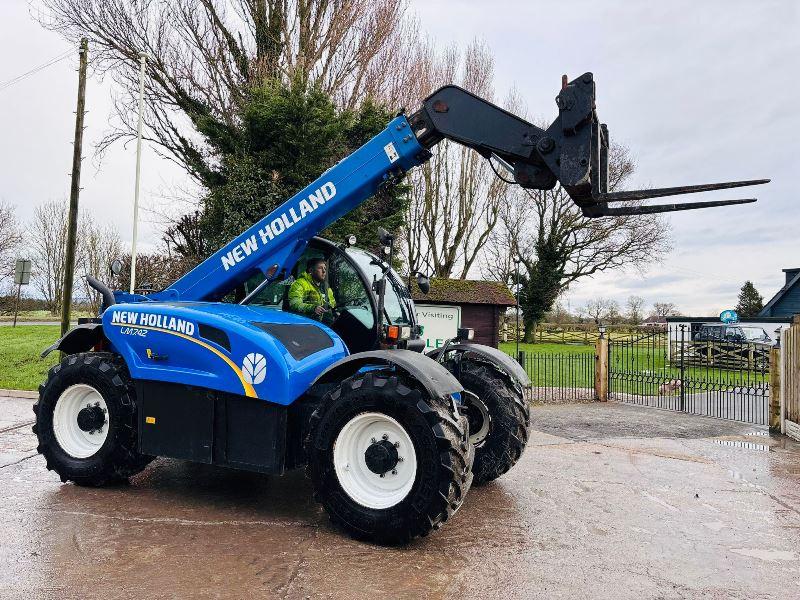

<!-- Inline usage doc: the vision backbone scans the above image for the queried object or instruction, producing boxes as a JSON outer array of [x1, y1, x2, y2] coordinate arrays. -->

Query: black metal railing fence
[[508, 350, 596, 403], [608, 325, 770, 425]]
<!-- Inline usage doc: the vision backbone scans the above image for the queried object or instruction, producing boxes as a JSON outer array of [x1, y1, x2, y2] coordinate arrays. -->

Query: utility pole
[[129, 52, 147, 294], [60, 37, 88, 337]]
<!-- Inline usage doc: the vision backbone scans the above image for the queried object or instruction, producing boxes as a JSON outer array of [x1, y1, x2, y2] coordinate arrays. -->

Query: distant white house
[[641, 315, 667, 327]]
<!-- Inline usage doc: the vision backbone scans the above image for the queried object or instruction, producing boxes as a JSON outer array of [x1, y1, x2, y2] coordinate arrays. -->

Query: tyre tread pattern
[[33, 352, 152, 487], [451, 360, 530, 484], [305, 372, 473, 544]]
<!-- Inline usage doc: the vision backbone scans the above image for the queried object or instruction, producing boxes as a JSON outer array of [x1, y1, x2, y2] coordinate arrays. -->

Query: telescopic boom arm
[[144, 73, 767, 303], [408, 73, 768, 217]]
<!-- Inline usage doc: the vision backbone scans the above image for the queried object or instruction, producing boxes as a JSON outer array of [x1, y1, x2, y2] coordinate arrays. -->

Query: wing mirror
[[110, 258, 123, 277], [415, 273, 430, 295]]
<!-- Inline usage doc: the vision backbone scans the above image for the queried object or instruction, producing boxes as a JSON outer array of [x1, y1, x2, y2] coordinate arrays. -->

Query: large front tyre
[[306, 372, 473, 544], [456, 360, 530, 484], [33, 352, 152, 486]]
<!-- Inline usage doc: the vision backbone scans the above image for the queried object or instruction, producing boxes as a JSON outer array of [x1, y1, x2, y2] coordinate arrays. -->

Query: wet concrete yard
[[2, 397, 800, 599]]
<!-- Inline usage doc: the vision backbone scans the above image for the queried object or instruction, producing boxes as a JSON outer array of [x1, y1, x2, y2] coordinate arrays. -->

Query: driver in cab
[[288, 257, 336, 323]]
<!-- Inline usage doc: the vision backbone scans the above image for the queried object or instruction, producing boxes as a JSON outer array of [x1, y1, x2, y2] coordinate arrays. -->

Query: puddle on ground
[[714, 439, 771, 451], [730, 548, 797, 562]]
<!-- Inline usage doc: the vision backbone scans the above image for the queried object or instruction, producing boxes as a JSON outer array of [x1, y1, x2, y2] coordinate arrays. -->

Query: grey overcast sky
[[1, 0, 798, 315]]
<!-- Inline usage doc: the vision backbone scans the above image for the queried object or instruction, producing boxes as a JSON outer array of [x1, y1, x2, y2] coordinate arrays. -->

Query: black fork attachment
[[408, 73, 768, 217]]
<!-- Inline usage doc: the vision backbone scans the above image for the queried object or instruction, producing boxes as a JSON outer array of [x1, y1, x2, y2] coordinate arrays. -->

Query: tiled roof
[[410, 278, 516, 306]]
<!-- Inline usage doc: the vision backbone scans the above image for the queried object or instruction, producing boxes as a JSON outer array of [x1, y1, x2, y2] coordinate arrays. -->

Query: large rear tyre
[[33, 352, 152, 486], [454, 360, 530, 484], [306, 372, 473, 544]]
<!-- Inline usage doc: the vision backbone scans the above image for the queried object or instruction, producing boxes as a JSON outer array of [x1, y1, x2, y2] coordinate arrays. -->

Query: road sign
[[12, 259, 32, 327], [14, 259, 31, 286]]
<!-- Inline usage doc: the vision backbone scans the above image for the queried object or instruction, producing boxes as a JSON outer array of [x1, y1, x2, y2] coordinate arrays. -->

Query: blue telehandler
[[34, 74, 767, 543]]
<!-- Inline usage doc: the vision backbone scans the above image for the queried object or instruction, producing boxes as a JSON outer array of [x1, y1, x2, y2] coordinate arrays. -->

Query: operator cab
[[231, 238, 419, 354]]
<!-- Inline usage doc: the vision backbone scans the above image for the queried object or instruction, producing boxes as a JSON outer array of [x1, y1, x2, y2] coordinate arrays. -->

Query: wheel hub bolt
[[382, 434, 389, 440], [391, 469, 397, 475]]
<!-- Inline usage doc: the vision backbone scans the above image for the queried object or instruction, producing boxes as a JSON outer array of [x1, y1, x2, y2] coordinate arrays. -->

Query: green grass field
[[0, 309, 94, 323], [500, 342, 595, 388], [0, 325, 60, 390], [499, 340, 768, 393], [499, 341, 594, 355]]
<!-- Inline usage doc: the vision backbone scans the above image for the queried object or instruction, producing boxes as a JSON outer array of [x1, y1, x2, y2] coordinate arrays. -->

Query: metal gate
[[608, 326, 770, 425]]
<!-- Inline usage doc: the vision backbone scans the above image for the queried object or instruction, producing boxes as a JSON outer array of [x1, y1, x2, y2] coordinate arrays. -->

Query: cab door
[[326, 249, 379, 353]]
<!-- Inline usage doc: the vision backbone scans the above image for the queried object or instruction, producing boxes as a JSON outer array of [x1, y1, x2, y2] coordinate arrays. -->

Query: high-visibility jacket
[[288, 272, 336, 318]]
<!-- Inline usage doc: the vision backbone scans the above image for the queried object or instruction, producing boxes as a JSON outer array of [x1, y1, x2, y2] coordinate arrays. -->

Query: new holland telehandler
[[35, 74, 767, 543]]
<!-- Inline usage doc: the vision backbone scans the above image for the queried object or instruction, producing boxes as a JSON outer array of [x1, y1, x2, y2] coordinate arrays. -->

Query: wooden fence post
[[770, 347, 781, 432], [595, 336, 608, 401]]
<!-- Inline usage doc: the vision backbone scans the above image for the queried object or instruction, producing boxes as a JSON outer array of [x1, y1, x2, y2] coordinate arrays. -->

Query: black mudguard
[[40, 323, 105, 358], [312, 349, 463, 401], [427, 342, 531, 389]]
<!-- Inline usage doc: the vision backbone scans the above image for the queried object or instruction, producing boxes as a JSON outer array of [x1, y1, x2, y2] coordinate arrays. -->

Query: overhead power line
[[0, 48, 76, 93]]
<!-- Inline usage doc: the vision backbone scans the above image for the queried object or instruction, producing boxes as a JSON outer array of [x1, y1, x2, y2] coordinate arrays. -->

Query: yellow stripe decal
[[109, 323, 257, 398]]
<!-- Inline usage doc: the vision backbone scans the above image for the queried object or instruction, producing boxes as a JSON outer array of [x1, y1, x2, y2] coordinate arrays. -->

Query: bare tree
[[485, 143, 671, 341], [79, 218, 122, 313], [402, 39, 506, 279], [40, 0, 415, 181], [30, 201, 70, 315], [162, 210, 207, 260], [583, 298, 619, 322], [626, 295, 645, 324], [545, 301, 574, 325], [652, 302, 679, 318], [112, 253, 197, 294], [0, 201, 22, 288]]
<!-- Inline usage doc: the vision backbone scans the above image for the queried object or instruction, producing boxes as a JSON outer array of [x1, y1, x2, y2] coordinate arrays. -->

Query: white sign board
[[415, 304, 461, 351]]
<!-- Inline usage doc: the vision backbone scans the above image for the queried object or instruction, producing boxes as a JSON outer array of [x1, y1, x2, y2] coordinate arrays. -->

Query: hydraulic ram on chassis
[[124, 73, 767, 306]]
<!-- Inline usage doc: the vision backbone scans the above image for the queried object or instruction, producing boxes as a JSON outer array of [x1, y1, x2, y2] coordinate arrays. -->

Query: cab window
[[245, 278, 293, 308], [346, 249, 410, 325], [328, 252, 374, 329]]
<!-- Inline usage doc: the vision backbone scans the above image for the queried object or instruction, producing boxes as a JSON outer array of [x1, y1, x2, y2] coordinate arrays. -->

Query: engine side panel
[[103, 302, 348, 405]]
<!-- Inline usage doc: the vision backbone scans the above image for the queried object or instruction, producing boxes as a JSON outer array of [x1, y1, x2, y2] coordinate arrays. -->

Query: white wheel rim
[[53, 384, 109, 459], [333, 412, 417, 510]]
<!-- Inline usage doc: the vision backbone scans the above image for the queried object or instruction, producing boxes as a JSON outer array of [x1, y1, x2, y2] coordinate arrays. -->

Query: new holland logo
[[242, 353, 267, 385]]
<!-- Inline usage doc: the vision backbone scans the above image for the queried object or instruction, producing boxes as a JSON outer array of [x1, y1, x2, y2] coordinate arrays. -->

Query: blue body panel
[[103, 303, 348, 405], [102, 118, 430, 405], [133, 116, 426, 304]]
